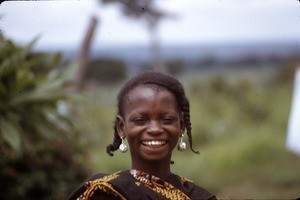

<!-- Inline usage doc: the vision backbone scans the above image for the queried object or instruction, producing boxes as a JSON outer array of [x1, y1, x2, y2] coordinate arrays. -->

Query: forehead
[[128, 84, 171, 98], [133, 84, 165, 93], [124, 84, 178, 108]]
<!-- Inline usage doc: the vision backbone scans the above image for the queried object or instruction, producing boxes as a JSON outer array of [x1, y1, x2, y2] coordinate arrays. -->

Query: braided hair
[[106, 71, 199, 156]]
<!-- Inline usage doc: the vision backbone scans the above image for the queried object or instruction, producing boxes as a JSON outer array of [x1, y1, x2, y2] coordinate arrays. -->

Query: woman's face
[[116, 85, 183, 165]]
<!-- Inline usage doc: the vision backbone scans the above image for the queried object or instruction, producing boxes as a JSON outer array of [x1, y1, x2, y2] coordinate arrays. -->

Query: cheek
[[166, 121, 181, 134], [165, 126, 181, 142], [124, 124, 143, 143], [125, 123, 143, 134]]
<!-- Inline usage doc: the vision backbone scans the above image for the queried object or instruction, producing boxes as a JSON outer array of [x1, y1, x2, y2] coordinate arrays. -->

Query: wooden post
[[74, 15, 98, 90]]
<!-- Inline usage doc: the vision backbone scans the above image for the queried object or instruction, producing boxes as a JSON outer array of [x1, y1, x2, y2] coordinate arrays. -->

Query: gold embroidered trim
[[130, 169, 191, 200], [78, 172, 126, 200], [153, 185, 190, 200]]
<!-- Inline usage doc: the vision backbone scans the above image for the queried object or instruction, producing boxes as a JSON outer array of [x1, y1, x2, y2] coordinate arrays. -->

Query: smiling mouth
[[141, 140, 167, 147]]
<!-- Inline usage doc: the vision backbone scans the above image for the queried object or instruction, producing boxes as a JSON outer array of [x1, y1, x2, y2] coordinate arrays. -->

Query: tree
[[101, 0, 167, 71]]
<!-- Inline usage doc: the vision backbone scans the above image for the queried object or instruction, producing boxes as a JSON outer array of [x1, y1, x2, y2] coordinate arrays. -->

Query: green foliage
[[0, 36, 88, 199], [274, 59, 299, 85], [177, 69, 299, 199]]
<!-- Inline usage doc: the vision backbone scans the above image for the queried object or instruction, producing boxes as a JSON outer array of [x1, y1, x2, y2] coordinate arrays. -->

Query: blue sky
[[1, 0, 300, 50]]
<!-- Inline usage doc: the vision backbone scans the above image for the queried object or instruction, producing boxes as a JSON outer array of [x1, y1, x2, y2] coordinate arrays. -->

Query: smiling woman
[[68, 71, 216, 200], [117, 85, 182, 174]]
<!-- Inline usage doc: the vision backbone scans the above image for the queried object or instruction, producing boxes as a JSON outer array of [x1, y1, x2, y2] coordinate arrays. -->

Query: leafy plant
[[0, 34, 88, 199]]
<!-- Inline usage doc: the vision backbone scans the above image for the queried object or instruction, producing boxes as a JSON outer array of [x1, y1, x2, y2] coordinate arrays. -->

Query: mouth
[[141, 140, 167, 147]]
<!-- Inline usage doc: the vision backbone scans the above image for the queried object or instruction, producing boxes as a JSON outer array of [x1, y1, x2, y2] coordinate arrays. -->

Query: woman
[[68, 71, 216, 200]]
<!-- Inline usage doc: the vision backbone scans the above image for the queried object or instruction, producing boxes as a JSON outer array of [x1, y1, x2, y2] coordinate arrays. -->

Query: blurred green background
[[1, 34, 300, 199]]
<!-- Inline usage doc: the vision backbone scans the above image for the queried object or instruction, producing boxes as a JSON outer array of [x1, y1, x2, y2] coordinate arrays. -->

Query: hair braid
[[182, 101, 199, 154], [106, 125, 122, 156], [167, 79, 199, 154]]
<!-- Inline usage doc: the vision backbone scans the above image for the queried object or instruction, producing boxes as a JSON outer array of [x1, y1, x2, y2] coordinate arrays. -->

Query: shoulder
[[176, 175, 217, 200], [67, 171, 144, 200], [67, 172, 115, 200]]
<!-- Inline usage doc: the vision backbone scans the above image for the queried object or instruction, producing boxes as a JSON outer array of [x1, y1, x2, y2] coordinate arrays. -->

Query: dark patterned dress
[[68, 170, 216, 200]]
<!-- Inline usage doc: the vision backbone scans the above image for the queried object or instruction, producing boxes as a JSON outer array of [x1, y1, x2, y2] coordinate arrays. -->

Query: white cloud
[[1, 0, 300, 49], [157, 0, 300, 44], [0, 1, 99, 47]]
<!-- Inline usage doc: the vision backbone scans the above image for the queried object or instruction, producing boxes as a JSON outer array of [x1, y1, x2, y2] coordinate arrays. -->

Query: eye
[[132, 117, 147, 125], [162, 116, 176, 125]]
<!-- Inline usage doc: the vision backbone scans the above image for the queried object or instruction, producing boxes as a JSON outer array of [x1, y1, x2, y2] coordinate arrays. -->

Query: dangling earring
[[119, 137, 128, 153], [177, 132, 186, 151]]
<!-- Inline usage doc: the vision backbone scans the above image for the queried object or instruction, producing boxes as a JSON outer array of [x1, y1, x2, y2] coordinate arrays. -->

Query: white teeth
[[142, 141, 166, 146]]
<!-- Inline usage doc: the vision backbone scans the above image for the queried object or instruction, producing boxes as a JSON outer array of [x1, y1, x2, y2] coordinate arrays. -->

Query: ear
[[116, 115, 126, 138]]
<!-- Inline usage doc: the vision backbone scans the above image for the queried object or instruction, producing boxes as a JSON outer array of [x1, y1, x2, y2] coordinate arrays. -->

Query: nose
[[147, 120, 163, 135]]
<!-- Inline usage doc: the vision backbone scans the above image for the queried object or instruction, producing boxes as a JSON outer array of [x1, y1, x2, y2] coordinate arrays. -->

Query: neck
[[131, 160, 171, 180]]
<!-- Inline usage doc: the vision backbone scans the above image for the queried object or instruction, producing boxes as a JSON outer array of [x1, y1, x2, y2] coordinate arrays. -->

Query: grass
[[73, 67, 300, 199]]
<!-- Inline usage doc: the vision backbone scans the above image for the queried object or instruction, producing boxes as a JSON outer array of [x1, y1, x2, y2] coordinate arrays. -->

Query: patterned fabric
[[68, 170, 216, 200], [77, 172, 126, 200], [130, 169, 191, 200]]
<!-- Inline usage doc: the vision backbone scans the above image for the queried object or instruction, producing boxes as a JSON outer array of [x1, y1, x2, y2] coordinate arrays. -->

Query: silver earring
[[177, 133, 186, 151], [119, 137, 128, 153]]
